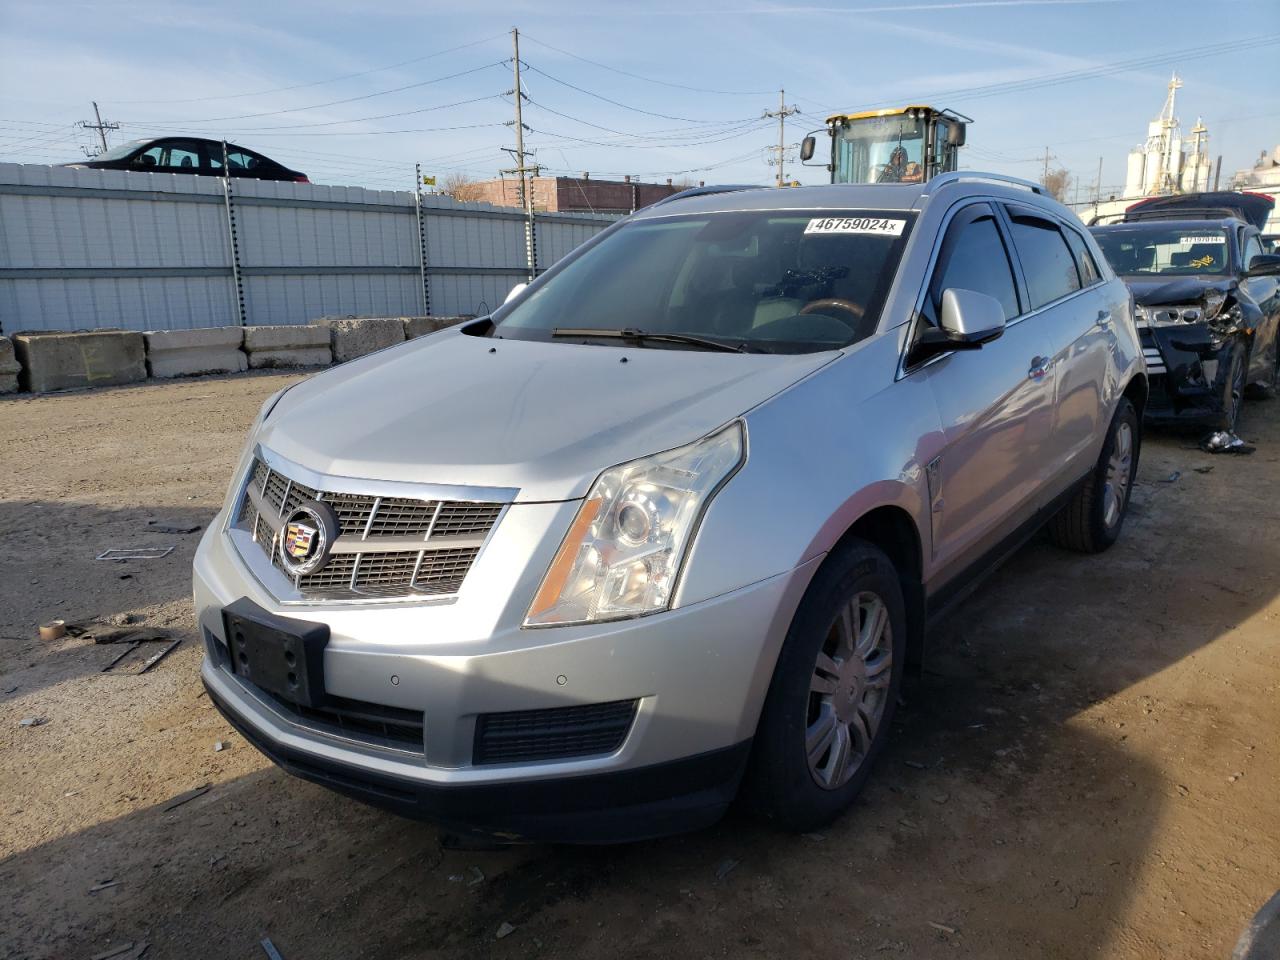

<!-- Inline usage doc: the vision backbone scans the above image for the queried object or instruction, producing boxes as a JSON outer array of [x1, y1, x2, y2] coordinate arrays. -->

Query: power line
[[117, 120, 507, 139], [134, 93, 506, 133], [519, 33, 773, 97], [522, 64, 756, 125], [126, 61, 508, 125], [111, 34, 508, 104], [763, 89, 800, 187], [78, 101, 119, 154]]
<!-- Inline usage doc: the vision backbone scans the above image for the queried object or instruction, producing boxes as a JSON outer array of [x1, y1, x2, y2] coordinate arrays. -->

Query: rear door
[[913, 202, 1057, 586], [133, 139, 204, 174], [1240, 230, 1280, 387], [1002, 205, 1114, 492]]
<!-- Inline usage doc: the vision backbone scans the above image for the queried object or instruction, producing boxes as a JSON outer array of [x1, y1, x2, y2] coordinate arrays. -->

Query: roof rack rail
[[652, 183, 769, 207], [922, 171, 1045, 196]]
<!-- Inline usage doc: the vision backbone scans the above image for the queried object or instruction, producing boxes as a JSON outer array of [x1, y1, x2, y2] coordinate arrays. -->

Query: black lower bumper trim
[[205, 678, 750, 844]]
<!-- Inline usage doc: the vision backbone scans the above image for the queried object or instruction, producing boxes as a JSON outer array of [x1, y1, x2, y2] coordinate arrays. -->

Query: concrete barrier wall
[[0, 163, 618, 333], [14, 330, 147, 392], [145, 327, 247, 378], [318, 316, 405, 363], [0, 337, 19, 393], [0, 316, 478, 393]]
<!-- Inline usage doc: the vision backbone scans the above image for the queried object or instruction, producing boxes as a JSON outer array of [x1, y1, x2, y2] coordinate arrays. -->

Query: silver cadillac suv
[[195, 173, 1146, 843]]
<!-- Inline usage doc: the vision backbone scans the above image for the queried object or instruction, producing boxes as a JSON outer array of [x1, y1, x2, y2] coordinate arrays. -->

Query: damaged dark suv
[[1090, 192, 1280, 431]]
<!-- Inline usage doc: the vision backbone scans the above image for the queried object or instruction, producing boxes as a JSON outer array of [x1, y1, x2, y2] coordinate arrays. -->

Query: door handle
[[1028, 356, 1051, 380], [1097, 310, 1112, 327]]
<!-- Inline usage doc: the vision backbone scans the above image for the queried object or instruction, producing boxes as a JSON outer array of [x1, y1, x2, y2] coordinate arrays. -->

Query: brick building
[[459, 174, 695, 214]]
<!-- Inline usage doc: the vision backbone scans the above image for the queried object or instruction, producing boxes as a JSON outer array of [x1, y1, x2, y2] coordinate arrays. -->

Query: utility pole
[[78, 101, 119, 155], [502, 27, 539, 281], [1042, 147, 1051, 186], [1094, 156, 1103, 202], [763, 89, 800, 187]]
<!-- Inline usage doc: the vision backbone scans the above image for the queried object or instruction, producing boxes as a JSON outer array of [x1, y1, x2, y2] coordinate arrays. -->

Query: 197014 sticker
[[804, 217, 906, 236]]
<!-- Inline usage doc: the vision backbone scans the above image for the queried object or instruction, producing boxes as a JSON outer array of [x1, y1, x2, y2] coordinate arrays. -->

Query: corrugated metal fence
[[0, 163, 617, 333]]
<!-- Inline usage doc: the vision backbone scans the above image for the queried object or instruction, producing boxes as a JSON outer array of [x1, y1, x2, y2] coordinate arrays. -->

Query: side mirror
[[940, 288, 1005, 344], [504, 282, 528, 305], [946, 122, 967, 147], [912, 289, 1007, 363], [1246, 253, 1280, 277], [799, 136, 816, 162]]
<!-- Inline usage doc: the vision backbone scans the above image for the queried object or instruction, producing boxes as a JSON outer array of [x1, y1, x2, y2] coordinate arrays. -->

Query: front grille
[[473, 700, 639, 765], [258, 686, 425, 751], [233, 455, 502, 601]]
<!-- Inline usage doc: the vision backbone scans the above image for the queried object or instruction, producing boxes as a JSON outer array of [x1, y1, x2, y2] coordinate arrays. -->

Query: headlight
[[1139, 292, 1226, 327], [525, 422, 745, 626]]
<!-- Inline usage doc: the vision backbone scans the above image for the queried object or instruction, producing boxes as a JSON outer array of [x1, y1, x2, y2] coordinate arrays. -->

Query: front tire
[[747, 541, 906, 831], [1048, 397, 1139, 553]]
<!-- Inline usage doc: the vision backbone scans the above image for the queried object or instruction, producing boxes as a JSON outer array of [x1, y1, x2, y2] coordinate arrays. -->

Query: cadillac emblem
[[277, 500, 340, 576]]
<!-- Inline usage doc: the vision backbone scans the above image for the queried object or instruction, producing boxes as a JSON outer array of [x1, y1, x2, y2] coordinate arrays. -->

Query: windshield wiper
[[551, 327, 755, 353]]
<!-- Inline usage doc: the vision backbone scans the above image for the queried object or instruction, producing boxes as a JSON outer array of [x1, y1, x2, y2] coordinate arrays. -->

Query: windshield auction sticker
[[805, 217, 906, 236], [1180, 236, 1225, 244]]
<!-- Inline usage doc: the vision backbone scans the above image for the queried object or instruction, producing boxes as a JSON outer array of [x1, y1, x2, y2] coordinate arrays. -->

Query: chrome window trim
[[896, 195, 1111, 381]]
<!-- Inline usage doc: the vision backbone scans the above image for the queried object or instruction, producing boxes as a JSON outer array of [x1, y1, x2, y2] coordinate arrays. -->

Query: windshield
[[91, 139, 149, 163], [1091, 226, 1232, 276], [493, 209, 916, 353], [834, 115, 928, 184]]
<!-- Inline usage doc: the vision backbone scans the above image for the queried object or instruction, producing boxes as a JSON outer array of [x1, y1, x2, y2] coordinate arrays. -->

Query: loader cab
[[801, 106, 969, 185]]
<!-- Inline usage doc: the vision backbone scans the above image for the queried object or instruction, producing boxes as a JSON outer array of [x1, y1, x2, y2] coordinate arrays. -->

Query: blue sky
[[1, 0, 1277, 197]]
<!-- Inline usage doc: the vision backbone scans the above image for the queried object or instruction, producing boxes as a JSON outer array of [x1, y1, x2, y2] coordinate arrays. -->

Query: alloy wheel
[[806, 591, 893, 790], [1102, 419, 1133, 530]]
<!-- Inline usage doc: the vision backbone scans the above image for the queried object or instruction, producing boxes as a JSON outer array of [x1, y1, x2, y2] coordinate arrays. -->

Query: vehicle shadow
[[3, 425, 1277, 959]]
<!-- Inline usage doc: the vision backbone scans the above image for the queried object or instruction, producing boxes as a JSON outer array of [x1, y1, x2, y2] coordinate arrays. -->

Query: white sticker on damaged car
[[1180, 235, 1225, 244], [804, 217, 906, 236]]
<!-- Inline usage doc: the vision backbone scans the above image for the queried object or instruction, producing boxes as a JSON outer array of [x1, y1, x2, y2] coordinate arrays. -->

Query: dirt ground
[[1, 371, 1277, 960]]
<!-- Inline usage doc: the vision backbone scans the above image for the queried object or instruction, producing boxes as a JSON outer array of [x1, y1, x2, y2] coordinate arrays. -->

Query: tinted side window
[[1063, 227, 1102, 286], [1243, 233, 1264, 271], [157, 141, 202, 170], [927, 207, 1020, 323], [1006, 212, 1082, 309]]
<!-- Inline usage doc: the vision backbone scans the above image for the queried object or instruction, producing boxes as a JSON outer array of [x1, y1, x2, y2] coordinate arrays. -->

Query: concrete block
[[403, 316, 473, 339], [242, 325, 331, 369], [144, 327, 247, 378], [14, 330, 146, 393], [0, 337, 20, 394], [247, 347, 332, 369], [318, 316, 406, 363]]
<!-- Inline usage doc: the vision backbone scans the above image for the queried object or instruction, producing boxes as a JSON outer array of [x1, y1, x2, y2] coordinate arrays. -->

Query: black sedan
[[1091, 195, 1280, 432], [66, 137, 308, 182]]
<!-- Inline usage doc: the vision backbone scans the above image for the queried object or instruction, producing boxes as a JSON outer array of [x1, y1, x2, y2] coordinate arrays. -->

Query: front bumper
[[1138, 323, 1235, 424], [195, 511, 817, 842]]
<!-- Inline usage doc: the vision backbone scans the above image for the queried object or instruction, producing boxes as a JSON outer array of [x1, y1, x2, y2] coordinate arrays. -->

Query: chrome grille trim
[[229, 447, 511, 604]]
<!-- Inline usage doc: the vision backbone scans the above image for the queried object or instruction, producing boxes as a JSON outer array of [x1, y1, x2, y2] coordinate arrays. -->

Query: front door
[[912, 203, 1057, 586]]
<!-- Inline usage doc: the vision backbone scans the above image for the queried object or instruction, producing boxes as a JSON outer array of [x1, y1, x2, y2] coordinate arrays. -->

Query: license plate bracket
[[222, 598, 329, 708]]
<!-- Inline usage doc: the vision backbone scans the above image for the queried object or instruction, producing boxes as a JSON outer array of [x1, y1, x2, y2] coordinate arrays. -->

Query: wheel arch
[[824, 504, 927, 670], [1123, 371, 1148, 422]]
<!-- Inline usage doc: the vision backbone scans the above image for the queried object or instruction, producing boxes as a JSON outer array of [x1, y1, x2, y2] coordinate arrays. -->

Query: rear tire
[[746, 541, 906, 831], [1048, 397, 1139, 554]]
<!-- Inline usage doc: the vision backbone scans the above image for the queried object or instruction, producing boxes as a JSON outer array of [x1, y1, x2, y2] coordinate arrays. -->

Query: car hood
[[258, 328, 836, 502], [1124, 275, 1236, 307]]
